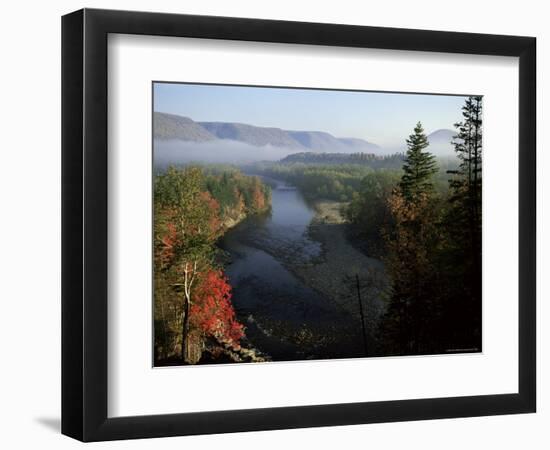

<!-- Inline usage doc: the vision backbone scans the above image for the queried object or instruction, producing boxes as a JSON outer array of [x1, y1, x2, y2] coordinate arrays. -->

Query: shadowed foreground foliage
[[371, 99, 482, 355]]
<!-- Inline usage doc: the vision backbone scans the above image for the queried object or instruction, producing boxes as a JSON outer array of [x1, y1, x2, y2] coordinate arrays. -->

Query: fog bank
[[154, 139, 300, 167]]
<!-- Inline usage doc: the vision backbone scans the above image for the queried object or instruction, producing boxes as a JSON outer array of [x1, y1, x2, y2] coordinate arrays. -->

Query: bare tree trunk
[[182, 301, 190, 361], [181, 261, 198, 363]]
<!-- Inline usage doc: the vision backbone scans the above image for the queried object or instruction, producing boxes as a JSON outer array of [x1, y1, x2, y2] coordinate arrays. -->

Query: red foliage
[[158, 222, 178, 268], [234, 187, 245, 214], [253, 189, 265, 210], [190, 270, 244, 349], [251, 179, 265, 211], [199, 191, 222, 238]]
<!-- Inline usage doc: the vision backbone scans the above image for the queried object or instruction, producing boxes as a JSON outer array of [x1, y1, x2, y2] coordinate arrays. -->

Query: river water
[[219, 179, 365, 362]]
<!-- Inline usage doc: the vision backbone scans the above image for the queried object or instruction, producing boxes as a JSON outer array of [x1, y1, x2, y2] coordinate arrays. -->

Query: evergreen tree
[[448, 96, 482, 241], [380, 122, 441, 355], [440, 96, 483, 348], [400, 122, 438, 200]]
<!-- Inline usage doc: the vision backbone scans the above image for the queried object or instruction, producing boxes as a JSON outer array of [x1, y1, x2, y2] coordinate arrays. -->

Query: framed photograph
[[62, 8, 536, 441]]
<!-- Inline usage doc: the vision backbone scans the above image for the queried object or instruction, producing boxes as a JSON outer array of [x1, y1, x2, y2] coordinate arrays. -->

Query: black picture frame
[[62, 8, 536, 442]]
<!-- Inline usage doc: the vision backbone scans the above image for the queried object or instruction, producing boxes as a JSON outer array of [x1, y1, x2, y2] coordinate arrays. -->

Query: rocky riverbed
[[220, 181, 389, 360], [287, 201, 388, 343]]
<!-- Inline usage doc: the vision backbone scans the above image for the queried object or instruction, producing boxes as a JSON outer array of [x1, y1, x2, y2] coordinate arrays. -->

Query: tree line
[[250, 155, 452, 204], [280, 151, 405, 168], [252, 163, 374, 202]]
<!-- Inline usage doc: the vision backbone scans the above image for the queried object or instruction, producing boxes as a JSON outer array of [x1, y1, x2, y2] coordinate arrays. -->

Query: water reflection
[[219, 179, 363, 361]]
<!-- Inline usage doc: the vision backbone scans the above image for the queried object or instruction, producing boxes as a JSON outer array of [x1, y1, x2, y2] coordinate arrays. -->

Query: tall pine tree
[[441, 96, 483, 349], [448, 96, 482, 241], [380, 122, 441, 355], [400, 122, 438, 200]]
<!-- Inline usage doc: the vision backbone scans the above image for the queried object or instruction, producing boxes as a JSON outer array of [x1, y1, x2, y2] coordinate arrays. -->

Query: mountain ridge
[[425, 128, 458, 157], [153, 112, 216, 142], [154, 112, 380, 153]]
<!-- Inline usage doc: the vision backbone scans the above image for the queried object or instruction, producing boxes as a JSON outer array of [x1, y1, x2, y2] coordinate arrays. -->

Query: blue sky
[[154, 82, 467, 148]]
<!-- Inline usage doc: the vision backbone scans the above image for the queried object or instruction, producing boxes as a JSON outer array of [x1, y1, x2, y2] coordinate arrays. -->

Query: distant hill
[[153, 112, 458, 164], [287, 131, 380, 153], [199, 121, 299, 147], [426, 129, 458, 157], [428, 128, 456, 142], [337, 137, 381, 152], [153, 112, 216, 142], [153, 112, 379, 153]]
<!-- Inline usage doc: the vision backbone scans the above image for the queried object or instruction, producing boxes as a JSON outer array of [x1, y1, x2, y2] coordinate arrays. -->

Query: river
[[219, 178, 367, 362]]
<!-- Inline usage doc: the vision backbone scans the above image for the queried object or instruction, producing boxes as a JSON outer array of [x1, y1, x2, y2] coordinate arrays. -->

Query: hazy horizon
[[154, 82, 469, 148]]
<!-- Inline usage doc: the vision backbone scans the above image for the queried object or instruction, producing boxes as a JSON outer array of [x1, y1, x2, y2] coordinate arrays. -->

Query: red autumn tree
[[234, 187, 245, 216], [157, 221, 178, 268], [199, 191, 222, 238], [251, 177, 266, 212], [190, 270, 244, 350]]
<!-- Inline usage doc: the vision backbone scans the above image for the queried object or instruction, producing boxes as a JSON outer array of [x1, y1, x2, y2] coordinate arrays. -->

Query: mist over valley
[[153, 111, 458, 166]]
